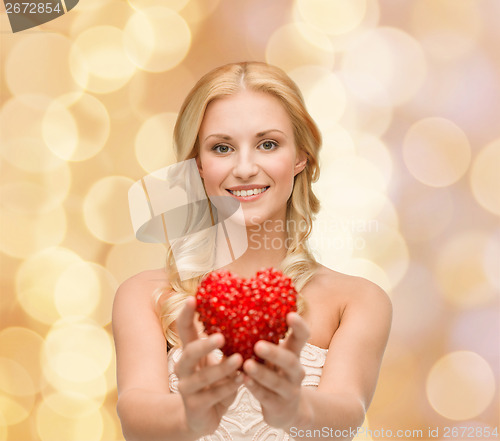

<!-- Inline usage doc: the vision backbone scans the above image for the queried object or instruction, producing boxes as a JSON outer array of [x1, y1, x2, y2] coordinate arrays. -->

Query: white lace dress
[[167, 343, 328, 441]]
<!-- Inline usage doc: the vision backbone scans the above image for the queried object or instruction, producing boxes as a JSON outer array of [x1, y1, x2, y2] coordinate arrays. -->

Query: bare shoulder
[[312, 263, 392, 317], [113, 268, 170, 308], [116, 268, 169, 294], [112, 268, 171, 337]]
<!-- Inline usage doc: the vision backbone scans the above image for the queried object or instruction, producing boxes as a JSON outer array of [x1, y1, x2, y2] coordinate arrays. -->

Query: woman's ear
[[294, 150, 308, 176]]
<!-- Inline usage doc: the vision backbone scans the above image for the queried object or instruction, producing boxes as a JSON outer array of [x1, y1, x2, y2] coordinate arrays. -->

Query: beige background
[[0, 1, 498, 440]]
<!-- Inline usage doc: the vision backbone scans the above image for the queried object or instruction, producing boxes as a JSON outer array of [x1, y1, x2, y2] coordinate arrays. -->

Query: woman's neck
[[221, 218, 288, 278]]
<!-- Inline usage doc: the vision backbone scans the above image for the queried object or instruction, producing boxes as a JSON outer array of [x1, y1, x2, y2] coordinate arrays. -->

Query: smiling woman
[[112, 62, 392, 441]]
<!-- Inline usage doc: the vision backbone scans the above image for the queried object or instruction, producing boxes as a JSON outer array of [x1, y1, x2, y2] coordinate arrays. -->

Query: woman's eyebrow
[[255, 129, 287, 138], [203, 133, 232, 142], [203, 129, 287, 143]]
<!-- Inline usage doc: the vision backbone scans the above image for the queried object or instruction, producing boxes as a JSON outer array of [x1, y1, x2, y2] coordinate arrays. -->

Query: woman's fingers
[[189, 372, 243, 411], [243, 354, 303, 399], [243, 358, 291, 397], [175, 333, 224, 377], [177, 296, 199, 347], [282, 312, 310, 356], [253, 340, 305, 384], [178, 353, 243, 395]]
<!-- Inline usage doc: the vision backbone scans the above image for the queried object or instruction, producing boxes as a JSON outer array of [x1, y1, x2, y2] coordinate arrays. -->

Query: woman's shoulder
[[306, 264, 392, 348], [310, 263, 392, 310], [113, 268, 171, 314]]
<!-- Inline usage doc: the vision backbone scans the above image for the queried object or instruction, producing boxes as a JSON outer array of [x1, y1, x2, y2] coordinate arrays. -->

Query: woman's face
[[197, 90, 307, 226]]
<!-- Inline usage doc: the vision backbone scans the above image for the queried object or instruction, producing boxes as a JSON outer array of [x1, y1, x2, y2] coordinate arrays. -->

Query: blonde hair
[[158, 62, 322, 348]]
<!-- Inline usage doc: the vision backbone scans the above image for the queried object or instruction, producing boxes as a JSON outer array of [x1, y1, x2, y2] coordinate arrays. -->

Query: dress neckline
[[304, 342, 329, 352]]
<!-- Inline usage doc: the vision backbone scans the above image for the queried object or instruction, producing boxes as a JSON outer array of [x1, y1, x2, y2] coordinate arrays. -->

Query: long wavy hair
[[157, 62, 322, 349]]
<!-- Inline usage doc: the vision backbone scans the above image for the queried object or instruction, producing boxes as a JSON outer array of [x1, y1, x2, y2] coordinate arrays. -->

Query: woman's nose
[[232, 149, 259, 180]]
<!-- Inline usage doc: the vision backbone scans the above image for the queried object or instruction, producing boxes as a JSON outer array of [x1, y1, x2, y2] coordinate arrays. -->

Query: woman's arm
[[112, 271, 242, 441], [243, 277, 392, 440]]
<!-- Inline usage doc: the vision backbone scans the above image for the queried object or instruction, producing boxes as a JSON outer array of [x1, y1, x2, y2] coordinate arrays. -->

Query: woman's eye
[[260, 140, 278, 150], [212, 144, 231, 153]]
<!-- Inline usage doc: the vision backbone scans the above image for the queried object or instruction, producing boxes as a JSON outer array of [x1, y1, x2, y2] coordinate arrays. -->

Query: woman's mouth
[[226, 186, 269, 200]]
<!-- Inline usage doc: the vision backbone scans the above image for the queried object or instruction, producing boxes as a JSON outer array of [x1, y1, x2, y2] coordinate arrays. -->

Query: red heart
[[195, 268, 297, 362]]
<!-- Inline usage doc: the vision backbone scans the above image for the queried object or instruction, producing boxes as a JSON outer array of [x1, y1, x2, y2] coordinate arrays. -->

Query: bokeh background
[[0, 0, 499, 440]]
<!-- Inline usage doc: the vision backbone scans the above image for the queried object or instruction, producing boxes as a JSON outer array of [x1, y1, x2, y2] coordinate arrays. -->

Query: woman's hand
[[175, 297, 243, 437], [242, 312, 311, 429]]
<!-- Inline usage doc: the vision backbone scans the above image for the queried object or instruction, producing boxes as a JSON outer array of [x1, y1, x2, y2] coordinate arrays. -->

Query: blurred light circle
[[376, 341, 420, 417], [450, 309, 499, 371], [42, 100, 78, 162], [356, 134, 393, 188], [314, 155, 387, 204], [36, 399, 103, 441], [0, 328, 44, 393], [83, 176, 136, 244], [310, 209, 355, 268], [342, 27, 426, 105], [69, 0, 113, 11], [266, 23, 335, 72], [128, 0, 190, 11], [0, 412, 6, 441], [105, 241, 166, 284], [43, 391, 102, 419], [403, 117, 471, 187], [0, 205, 67, 259], [128, 66, 195, 119], [123, 7, 191, 72], [391, 264, 444, 343], [135, 112, 178, 173], [54, 262, 101, 319], [43, 317, 113, 383], [42, 363, 108, 400], [0, 359, 36, 426], [99, 405, 119, 441], [337, 258, 392, 293], [0, 359, 36, 425], [0, 358, 35, 398], [483, 229, 500, 291], [16, 248, 83, 325], [0, 163, 71, 215], [320, 125, 356, 164], [0, 392, 34, 426], [70, 26, 136, 94], [411, 0, 481, 62], [42, 93, 110, 162], [84, 264, 118, 327], [288, 66, 346, 130], [314, 181, 390, 223], [5, 33, 85, 98], [296, 0, 367, 35], [358, 225, 410, 290], [55, 262, 117, 327], [180, 0, 221, 24], [321, 0, 380, 54], [0, 95, 65, 173], [339, 72, 393, 136], [62, 205, 109, 263], [435, 231, 494, 308], [103, 340, 118, 392], [426, 351, 495, 420], [399, 185, 454, 242], [70, 0, 133, 39], [470, 139, 500, 216]]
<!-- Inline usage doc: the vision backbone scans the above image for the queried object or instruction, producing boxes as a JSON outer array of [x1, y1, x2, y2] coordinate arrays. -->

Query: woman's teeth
[[228, 187, 268, 197]]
